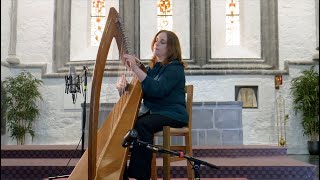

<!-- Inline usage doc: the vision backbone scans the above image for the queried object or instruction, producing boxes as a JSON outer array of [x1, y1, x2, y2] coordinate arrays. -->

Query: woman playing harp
[[117, 30, 188, 180]]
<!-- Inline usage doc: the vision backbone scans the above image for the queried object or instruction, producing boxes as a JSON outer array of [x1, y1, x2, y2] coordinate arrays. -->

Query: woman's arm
[[131, 63, 147, 82]]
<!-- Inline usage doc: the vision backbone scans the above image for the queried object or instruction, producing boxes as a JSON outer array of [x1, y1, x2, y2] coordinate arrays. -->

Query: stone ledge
[[202, 63, 273, 70], [40, 68, 292, 77], [1, 61, 10, 67], [1, 62, 47, 68], [287, 60, 317, 65], [185, 69, 288, 75], [3, 60, 319, 78], [209, 58, 264, 63], [193, 101, 243, 106]]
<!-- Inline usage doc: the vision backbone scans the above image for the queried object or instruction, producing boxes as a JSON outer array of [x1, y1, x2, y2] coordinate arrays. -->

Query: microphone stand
[[81, 66, 88, 155], [135, 139, 219, 179], [51, 67, 87, 179]]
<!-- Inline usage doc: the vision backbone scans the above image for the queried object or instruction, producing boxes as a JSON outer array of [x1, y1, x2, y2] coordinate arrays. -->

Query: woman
[[118, 30, 188, 180]]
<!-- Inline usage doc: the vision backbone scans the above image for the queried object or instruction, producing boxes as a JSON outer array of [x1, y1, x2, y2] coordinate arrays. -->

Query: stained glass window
[[226, 0, 240, 45], [91, 0, 106, 46], [157, 0, 173, 31]]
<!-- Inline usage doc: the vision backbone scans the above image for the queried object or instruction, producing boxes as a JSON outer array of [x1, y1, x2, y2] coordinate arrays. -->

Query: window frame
[[53, 0, 279, 75]]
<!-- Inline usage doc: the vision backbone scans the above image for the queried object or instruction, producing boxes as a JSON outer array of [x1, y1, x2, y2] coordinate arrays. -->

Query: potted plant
[[3, 71, 43, 145], [290, 65, 319, 155]]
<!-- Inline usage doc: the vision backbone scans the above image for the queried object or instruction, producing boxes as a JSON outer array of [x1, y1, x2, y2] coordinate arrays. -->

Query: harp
[[68, 7, 145, 180]]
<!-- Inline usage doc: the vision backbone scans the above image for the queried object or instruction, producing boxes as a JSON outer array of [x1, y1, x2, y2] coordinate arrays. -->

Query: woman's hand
[[122, 54, 147, 82], [123, 54, 140, 72], [116, 74, 128, 96]]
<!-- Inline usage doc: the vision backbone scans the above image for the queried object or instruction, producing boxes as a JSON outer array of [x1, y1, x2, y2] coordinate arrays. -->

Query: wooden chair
[[151, 85, 194, 180]]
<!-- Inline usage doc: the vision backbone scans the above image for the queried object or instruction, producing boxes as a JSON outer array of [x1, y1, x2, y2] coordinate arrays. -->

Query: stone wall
[[1, 62, 318, 154], [189, 102, 243, 146], [1, 0, 319, 155], [81, 101, 243, 148]]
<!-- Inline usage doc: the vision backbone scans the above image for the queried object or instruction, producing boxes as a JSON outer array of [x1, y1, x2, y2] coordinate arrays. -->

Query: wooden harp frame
[[68, 7, 145, 180]]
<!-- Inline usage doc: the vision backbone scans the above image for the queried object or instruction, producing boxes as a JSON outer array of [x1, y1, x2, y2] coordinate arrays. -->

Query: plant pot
[[307, 141, 319, 155]]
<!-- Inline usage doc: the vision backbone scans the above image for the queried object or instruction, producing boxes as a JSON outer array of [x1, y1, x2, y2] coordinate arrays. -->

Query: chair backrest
[[185, 85, 193, 129]]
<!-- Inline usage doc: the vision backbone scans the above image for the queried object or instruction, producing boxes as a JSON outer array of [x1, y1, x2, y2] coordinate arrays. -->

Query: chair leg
[[151, 153, 157, 180], [186, 158, 194, 180], [163, 126, 171, 180], [185, 132, 194, 180]]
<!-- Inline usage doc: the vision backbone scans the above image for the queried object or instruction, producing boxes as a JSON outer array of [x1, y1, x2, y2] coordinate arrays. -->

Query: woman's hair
[[149, 30, 187, 69]]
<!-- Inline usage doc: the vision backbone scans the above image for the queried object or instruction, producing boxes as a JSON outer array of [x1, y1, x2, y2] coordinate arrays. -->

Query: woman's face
[[153, 32, 168, 62]]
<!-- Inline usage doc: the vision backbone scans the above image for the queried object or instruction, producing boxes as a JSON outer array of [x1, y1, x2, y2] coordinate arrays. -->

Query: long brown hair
[[149, 30, 187, 69]]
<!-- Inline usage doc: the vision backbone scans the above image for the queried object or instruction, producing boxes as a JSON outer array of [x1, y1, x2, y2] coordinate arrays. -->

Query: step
[[1, 156, 316, 180], [43, 178, 248, 180], [154, 179, 248, 180], [153, 156, 317, 179], [1, 145, 81, 159], [1, 145, 315, 180], [189, 145, 287, 157], [1, 145, 287, 159], [1, 158, 78, 180]]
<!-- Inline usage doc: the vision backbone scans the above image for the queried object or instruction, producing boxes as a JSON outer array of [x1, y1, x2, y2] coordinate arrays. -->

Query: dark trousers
[[125, 113, 187, 180]]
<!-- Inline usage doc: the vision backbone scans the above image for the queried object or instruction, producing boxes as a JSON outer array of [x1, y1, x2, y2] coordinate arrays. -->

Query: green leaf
[[3, 71, 43, 145], [290, 65, 319, 141]]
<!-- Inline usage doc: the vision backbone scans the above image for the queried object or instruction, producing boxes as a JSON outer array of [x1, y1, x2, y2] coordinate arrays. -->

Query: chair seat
[[154, 127, 189, 136]]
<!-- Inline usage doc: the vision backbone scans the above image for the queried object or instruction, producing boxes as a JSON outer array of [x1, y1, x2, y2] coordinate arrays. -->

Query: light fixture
[[275, 74, 283, 89]]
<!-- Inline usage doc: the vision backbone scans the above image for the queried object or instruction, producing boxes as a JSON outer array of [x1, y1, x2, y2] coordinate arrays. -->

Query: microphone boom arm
[[135, 139, 219, 170]]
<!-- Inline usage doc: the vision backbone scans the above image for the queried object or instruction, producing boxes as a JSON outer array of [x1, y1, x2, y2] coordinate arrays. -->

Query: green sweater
[[140, 60, 188, 124]]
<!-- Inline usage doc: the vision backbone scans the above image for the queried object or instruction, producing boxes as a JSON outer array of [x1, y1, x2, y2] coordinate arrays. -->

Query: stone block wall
[[169, 101, 243, 146], [82, 101, 243, 147]]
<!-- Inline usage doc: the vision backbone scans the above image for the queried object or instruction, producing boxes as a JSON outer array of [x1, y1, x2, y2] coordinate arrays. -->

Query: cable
[[49, 136, 82, 179]]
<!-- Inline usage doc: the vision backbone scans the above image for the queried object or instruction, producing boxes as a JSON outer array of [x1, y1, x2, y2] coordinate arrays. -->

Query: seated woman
[[117, 30, 188, 180]]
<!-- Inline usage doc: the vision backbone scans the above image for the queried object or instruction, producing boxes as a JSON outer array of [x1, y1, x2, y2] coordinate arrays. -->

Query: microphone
[[69, 66, 77, 94], [65, 66, 81, 104], [122, 129, 138, 148]]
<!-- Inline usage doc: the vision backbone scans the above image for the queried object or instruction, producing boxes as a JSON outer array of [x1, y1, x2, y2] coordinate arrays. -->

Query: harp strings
[[110, 14, 134, 130]]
